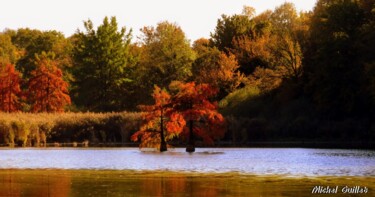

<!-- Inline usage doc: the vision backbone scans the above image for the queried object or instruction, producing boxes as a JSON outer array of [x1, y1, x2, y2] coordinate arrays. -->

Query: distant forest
[[1, 0, 374, 144]]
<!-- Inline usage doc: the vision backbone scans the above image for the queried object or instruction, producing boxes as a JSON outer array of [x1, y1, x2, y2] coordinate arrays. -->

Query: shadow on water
[[0, 170, 374, 197], [140, 149, 224, 155]]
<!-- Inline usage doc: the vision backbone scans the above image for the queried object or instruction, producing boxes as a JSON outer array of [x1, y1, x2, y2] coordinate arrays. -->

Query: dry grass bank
[[0, 112, 141, 147]]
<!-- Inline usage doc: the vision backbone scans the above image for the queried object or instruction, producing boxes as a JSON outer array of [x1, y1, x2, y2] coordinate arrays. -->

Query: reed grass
[[0, 112, 141, 147]]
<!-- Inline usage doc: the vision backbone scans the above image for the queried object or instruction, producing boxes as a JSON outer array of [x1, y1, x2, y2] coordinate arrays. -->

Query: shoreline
[[0, 141, 373, 150]]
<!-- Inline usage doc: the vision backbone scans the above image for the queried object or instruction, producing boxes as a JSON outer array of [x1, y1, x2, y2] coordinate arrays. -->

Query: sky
[[1, 0, 317, 41]]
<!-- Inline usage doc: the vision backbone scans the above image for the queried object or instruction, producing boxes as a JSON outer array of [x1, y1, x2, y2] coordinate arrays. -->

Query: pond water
[[0, 148, 374, 176], [0, 148, 374, 196]]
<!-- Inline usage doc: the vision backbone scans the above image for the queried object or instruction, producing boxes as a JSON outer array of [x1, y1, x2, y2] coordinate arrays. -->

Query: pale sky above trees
[[1, 0, 316, 41]]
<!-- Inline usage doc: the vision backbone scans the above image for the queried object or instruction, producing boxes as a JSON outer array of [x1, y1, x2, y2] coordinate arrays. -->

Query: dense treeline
[[1, 0, 374, 145], [220, 0, 375, 143]]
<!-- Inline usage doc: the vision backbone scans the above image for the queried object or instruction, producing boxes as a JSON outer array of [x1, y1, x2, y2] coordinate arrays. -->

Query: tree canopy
[[27, 52, 70, 112], [0, 63, 22, 112], [73, 16, 135, 111]]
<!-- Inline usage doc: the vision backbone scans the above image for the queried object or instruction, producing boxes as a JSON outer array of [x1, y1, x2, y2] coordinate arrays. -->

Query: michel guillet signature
[[312, 186, 369, 194]]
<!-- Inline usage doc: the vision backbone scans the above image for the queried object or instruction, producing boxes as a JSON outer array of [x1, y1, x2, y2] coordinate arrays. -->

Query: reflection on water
[[0, 148, 374, 176], [1, 170, 373, 197], [0, 170, 71, 197], [0, 148, 374, 196]]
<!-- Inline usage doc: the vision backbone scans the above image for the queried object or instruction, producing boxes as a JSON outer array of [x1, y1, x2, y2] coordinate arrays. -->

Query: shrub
[[219, 86, 261, 116]]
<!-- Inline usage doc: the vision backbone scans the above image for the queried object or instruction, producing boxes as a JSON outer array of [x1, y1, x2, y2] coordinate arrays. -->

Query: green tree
[[211, 9, 279, 75], [136, 21, 195, 104], [10, 29, 72, 81], [305, 0, 368, 116], [73, 16, 135, 111], [270, 2, 298, 35], [210, 14, 255, 52], [359, 0, 375, 105]]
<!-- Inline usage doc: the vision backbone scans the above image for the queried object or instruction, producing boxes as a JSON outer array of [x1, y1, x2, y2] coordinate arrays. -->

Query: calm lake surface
[[0, 148, 374, 196], [0, 148, 374, 176]]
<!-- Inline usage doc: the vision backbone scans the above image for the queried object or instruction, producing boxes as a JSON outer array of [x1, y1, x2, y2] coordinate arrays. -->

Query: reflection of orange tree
[[139, 176, 223, 196], [131, 86, 185, 152], [0, 170, 71, 197], [140, 177, 187, 196], [132, 82, 226, 152]]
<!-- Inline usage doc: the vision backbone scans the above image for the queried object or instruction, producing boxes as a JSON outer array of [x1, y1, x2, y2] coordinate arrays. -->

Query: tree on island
[[131, 85, 185, 152], [170, 81, 226, 152]]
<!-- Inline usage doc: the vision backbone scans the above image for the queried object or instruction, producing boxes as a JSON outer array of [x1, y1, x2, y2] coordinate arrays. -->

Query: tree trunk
[[186, 119, 195, 152], [160, 107, 167, 152], [8, 79, 12, 112]]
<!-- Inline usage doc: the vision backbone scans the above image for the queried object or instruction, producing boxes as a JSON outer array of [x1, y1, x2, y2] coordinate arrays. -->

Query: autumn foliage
[[27, 54, 71, 112], [0, 64, 23, 112], [132, 82, 226, 152], [131, 86, 185, 151], [194, 52, 245, 99], [170, 82, 226, 152]]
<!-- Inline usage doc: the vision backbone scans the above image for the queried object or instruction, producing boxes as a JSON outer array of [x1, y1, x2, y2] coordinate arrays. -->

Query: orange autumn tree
[[170, 81, 226, 152], [27, 53, 71, 112], [131, 85, 185, 152], [0, 64, 23, 112]]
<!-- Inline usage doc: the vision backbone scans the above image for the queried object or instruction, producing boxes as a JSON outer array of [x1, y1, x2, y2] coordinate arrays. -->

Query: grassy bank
[[0, 112, 141, 147], [0, 169, 373, 196]]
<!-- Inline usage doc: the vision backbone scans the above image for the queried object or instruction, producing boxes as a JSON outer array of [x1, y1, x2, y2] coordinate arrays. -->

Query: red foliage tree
[[0, 64, 22, 112], [27, 54, 71, 112], [131, 86, 185, 152], [170, 81, 226, 152]]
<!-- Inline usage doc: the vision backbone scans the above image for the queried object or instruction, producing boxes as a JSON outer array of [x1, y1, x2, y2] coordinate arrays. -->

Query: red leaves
[[0, 56, 71, 113], [0, 64, 22, 112], [131, 86, 184, 149], [170, 82, 226, 146], [166, 113, 185, 134], [133, 82, 226, 150], [27, 56, 71, 112]]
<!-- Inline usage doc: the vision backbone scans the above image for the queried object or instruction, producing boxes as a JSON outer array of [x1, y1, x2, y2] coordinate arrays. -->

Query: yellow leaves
[[193, 50, 244, 98], [274, 35, 303, 80], [248, 67, 283, 93]]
